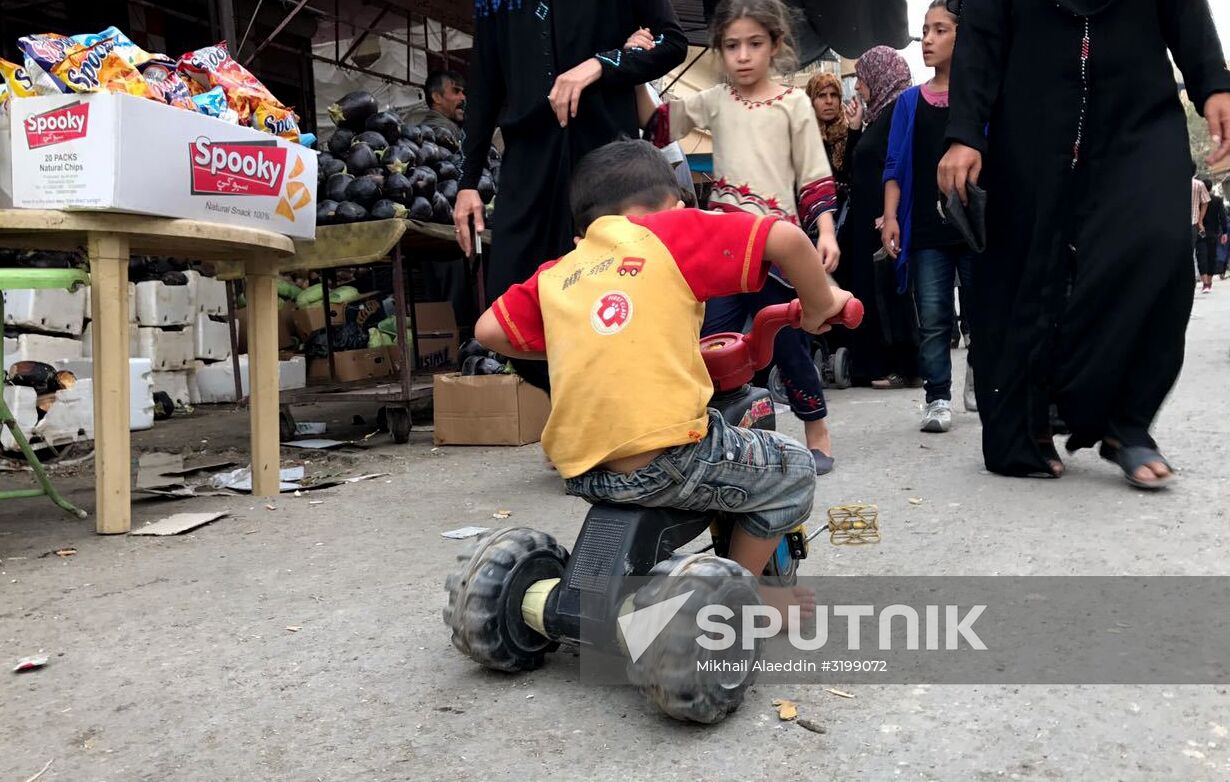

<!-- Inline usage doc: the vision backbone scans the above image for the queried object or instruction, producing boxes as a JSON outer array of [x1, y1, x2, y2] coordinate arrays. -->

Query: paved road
[[2, 288, 1228, 781]]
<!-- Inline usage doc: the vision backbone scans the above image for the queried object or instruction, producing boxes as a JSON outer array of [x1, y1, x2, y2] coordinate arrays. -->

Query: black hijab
[[1054, 0, 1121, 15]]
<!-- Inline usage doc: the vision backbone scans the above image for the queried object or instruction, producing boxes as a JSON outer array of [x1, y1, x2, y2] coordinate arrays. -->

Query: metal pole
[[225, 280, 245, 405], [321, 271, 336, 382], [243, 0, 311, 66], [216, 0, 238, 50], [391, 244, 414, 401]]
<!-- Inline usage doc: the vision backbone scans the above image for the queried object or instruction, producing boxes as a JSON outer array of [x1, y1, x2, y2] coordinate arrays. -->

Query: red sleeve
[[492, 260, 557, 353], [628, 209, 776, 301]]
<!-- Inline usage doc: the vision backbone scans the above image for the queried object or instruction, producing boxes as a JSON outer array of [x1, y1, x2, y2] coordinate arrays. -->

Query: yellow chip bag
[[252, 101, 300, 142], [0, 57, 37, 99], [53, 43, 148, 97]]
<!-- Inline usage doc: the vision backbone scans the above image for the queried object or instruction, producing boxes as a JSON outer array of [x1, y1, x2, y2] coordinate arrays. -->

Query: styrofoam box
[[190, 354, 306, 404], [3, 286, 86, 336], [1, 385, 37, 452], [136, 326, 194, 370], [194, 313, 231, 361], [81, 322, 140, 359], [3, 333, 83, 371], [152, 370, 191, 408], [186, 271, 227, 316], [54, 357, 155, 432], [135, 281, 193, 327], [34, 378, 93, 446], [84, 282, 137, 323], [6, 92, 316, 239]]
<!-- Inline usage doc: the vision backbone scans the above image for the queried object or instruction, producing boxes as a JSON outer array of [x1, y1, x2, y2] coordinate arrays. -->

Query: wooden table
[[0, 209, 295, 534]]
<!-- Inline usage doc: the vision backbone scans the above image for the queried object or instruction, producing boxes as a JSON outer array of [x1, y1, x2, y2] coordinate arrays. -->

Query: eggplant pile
[[316, 90, 500, 226]]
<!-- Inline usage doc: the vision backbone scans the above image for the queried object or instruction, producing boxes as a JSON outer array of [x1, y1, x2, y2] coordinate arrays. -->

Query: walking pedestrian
[[882, 0, 976, 433], [840, 46, 921, 391], [639, 0, 842, 473], [1198, 177, 1225, 293], [939, 0, 1230, 487]]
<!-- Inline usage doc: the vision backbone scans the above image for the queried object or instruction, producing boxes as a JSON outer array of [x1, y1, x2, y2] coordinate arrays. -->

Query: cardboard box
[[290, 293, 384, 339], [6, 93, 316, 239], [433, 373, 551, 446], [308, 348, 394, 384], [409, 301, 458, 371]]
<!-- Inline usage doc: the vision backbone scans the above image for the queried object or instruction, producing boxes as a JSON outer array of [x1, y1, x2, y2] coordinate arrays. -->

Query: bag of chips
[[17, 33, 79, 94], [0, 58, 37, 99], [177, 42, 282, 125], [138, 58, 195, 110], [191, 86, 240, 124], [252, 101, 300, 142], [52, 41, 149, 97], [20, 27, 156, 94]]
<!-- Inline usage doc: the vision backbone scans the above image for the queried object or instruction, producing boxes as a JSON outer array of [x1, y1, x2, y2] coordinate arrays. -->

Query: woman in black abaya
[[940, 0, 1230, 488]]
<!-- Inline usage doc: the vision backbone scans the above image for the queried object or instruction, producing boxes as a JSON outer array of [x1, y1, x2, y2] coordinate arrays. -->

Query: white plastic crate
[[193, 313, 231, 361], [135, 281, 193, 327], [81, 322, 140, 359], [136, 326, 194, 371], [4, 333, 83, 371], [84, 282, 137, 323], [152, 370, 192, 408], [33, 378, 93, 446], [1, 385, 38, 452], [3, 286, 87, 336], [54, 357, 155, 431], [186, 271, 227, 316], [190, 354, 306, 404]]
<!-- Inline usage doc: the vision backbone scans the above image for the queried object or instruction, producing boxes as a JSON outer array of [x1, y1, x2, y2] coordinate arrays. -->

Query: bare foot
[[759, 585, 817, 624]]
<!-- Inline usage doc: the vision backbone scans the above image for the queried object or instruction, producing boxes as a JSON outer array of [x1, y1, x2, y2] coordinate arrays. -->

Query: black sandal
[[1098, 442, 1174, 490]]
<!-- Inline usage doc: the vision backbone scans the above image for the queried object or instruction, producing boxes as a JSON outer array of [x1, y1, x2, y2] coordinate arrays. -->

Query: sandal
[[810, 449, 835, 476], [1028, 440, 1064, 479], [871, 374, 906, 390], [1098, 442, 1174, 490]]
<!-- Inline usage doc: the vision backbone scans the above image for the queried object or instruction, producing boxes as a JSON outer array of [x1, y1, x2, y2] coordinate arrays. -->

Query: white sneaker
[[921, 399, 952, 433], [963, 365, 978, 412]]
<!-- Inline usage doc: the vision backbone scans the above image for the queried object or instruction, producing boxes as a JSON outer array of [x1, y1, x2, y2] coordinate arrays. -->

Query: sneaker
[[963, 366, 978, 412], [921, 399, 952, 433], [1201, 286, 1212, 294]]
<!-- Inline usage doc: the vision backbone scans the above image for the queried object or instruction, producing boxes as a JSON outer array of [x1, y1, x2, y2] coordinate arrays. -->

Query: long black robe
[[462, 0, 687, 301], [947, 0, 1230, 476], [836, 101, 917, 383]]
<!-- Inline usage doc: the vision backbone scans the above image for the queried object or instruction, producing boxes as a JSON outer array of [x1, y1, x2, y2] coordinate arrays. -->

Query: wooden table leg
[[246, 268, 280, 497], [88, 233, 132, 534]]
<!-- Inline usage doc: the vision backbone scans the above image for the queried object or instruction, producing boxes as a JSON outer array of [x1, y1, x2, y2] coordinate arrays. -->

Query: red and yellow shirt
[[494, 209, 775, 479]]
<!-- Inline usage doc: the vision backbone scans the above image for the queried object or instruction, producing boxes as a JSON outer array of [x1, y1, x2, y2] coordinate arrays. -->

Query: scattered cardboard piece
[[130, 511, 228, 536], [772, 699, 798, 721], [441, 526, 489, 540], [283, 439, 348, 450]]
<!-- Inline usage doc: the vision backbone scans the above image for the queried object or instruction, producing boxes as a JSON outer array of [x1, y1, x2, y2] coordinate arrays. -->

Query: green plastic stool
[[0, 267, 90, 519]]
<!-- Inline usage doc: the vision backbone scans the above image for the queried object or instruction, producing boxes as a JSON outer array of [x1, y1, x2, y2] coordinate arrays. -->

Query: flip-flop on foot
[[811, 449, 835, 476], [1099, 443, 1174, 490]]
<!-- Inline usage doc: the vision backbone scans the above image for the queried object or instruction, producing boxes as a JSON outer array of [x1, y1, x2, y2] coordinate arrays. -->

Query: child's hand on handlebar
[[800, 287, 853, 335]]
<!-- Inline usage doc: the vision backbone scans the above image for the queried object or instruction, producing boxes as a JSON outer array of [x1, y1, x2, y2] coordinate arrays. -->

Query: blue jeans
[[702, 277, 827, 422], [565, 411, 816, 539], [911, 247, 975, 403]]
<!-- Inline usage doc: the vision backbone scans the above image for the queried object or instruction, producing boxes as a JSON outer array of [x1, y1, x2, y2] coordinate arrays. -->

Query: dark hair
[[571, 140, 681, 233], [425, 70, 463, 107], [1203, 177, 1214, 190], [710, 0, 798, 74], [929, 0, 960, 21]]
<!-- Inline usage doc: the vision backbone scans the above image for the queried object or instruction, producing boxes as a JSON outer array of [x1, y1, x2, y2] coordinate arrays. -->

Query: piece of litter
[[245, 530, 258, 535], [441, 526, 489, 540], [13, 655, 48, 673], [209, 465, 305, 493], [130, 512, 228, 536], [286, 626, 302, 633], [825, 688, 855, 699], [908, 498, 923, 506], [493, 510, 512, 519], [308, 500, 325, 506], [265, 504, 277, 511], [293, 490, 302, 497], [797, 718, 826, 734], [525, 693, 535, 699], [55, 548, 76, 557], [22, 758, 54, 782], [284, 439, 348, 450], [295, 422, 327, 436], [772, 699, 798, 721]]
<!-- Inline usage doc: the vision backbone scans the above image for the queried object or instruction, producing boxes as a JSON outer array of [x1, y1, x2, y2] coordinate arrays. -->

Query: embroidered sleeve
[[492, 260, 557, 354], [789, 93, 837, 231], [594, 0, 688, 88]]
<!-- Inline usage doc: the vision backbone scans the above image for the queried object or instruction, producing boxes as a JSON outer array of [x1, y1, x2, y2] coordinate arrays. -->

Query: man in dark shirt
[[405, 70, 466, 136], [452, 0, 687, 389], [1198, 177, 1226, 292]]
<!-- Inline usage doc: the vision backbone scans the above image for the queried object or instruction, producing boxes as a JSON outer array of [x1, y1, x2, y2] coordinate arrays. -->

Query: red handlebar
[[746, 298, 864, 371]]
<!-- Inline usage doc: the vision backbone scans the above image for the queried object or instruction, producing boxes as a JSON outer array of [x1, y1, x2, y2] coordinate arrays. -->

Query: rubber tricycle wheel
[[444, 527, 568, 672], [387, 406, 412, 443], [627, 555, 763, 724]]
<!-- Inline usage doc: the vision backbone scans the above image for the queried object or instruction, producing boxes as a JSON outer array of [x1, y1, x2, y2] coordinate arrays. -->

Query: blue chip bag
[[192, 86, 239, 124]]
